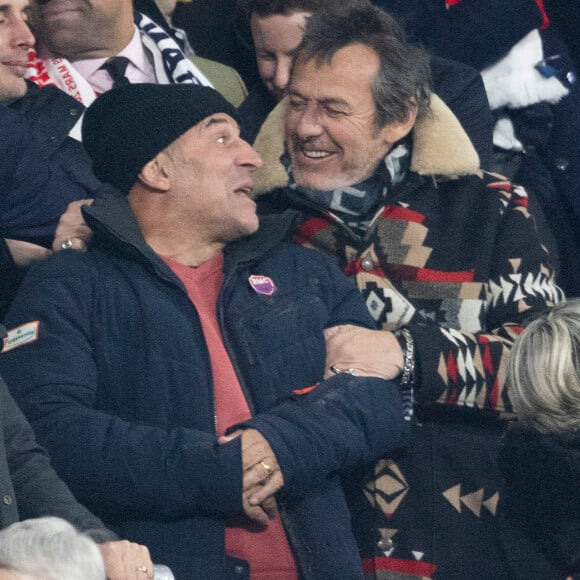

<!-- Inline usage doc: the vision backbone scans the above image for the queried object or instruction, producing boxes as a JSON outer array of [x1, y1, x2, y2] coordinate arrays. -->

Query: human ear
[[379, 102, 418, 145], [137, 152, 172, 192]]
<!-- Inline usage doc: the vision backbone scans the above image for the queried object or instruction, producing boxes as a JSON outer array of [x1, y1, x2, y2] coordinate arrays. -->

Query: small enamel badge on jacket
[[2, 321, 39, 353], [248, 275, 277, 296]]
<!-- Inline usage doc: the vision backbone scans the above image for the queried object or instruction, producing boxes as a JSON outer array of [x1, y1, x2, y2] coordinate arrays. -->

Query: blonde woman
[[500, 299, 580, 578]]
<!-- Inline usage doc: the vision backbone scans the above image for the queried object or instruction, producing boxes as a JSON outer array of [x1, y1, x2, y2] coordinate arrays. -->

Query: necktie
[[101, 56, 131, 89]]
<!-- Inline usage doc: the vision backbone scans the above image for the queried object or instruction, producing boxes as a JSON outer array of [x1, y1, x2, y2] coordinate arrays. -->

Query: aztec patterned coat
[[252, 94, 562, 415], [251, 94, 564, 579]]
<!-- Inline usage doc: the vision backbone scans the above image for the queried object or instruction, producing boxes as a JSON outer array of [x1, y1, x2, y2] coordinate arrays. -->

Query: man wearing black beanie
[[0, 83, 409, 579]]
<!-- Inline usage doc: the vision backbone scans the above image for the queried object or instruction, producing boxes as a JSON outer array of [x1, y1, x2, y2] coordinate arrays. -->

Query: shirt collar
[[71, 26, 155, 89]]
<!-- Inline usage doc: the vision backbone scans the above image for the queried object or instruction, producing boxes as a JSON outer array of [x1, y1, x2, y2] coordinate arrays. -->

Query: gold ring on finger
[[260, 460, 273, 476]]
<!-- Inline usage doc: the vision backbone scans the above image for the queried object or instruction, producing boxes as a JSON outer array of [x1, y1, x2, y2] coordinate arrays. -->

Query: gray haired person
[[0, 517, 104, 580], [252, 2, 562, 577], [238, 0, 494, 168]]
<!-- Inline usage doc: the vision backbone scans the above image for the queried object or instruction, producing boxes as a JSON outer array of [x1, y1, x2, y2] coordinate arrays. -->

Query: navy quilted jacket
[[0, 195, 408, 579]]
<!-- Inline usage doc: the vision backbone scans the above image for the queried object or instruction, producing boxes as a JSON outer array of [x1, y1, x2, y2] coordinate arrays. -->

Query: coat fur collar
[[252, 93, 480, 195]]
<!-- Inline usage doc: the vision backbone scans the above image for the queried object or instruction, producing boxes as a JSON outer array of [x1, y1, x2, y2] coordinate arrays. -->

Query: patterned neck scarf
[[284, 143, 410, 236]]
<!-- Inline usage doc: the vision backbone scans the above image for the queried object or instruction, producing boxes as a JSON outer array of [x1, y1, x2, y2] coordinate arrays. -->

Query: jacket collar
[[9, 81, 85, 145], [252, 93, 480, 195], [83, 188, 148, 254]]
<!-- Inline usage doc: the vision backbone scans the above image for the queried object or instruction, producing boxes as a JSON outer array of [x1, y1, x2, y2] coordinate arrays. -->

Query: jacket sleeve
[[234, 246, 409, 500], [408, 184, 563, 413], [240, 373, 408, 501], [0, 258, 244, 521], [0, 105, 85, 246], [0, 375, 117, 542]]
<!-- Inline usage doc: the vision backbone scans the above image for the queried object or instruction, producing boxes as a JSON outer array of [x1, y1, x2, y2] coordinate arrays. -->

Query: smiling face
[[165, 113, 264, 243], [0, 0, 34, 102], [30, 0, 134, 60], [285, 43, 416, 190], [250, 10, 309, 101]]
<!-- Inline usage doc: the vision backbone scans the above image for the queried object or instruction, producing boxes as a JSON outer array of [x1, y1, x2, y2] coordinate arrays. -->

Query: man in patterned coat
[[252, 3, 563, 578]]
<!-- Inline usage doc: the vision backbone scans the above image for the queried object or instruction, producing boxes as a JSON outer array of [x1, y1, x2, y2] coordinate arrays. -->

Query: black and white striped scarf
[[134, 11, 211, 86]]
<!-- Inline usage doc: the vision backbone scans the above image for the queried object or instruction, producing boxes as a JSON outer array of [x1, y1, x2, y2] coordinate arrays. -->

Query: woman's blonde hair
[[508, 298, 580, 434]]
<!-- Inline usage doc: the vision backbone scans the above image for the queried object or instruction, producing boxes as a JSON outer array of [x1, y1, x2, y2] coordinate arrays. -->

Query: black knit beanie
[[82, 83, 238, 193]]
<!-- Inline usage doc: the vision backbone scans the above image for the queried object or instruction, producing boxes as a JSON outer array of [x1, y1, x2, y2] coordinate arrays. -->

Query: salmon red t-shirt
[[162, 254, 298, 580]]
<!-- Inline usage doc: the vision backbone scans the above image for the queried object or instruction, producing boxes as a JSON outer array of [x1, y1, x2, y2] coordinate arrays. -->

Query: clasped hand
[[219, 428, 284, 526]]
